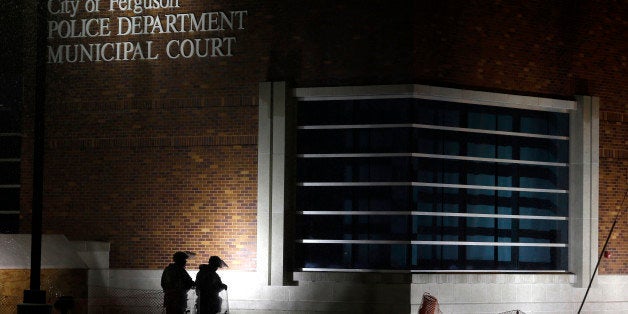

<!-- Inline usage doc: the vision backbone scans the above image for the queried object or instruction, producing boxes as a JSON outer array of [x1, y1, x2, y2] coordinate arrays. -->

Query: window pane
[[412, 216, 566, 243], [0, 136, 20, 158], [519, 191, 568, 217], [299, 98, 569, 136], [412, 245, 566, 270], [298, 128, 412, 154], [297, 243, 410, 270], [297, 215, 410, 240], [412, 187, 567, 218], [0, 111, 21, 133], [0, 162, 20, 185], [0, 214, 19, 234], [297, 186, 411, 212], [298, 99, 414, 125], [298, 157, 411, 182], [0, 188, 20, 212]]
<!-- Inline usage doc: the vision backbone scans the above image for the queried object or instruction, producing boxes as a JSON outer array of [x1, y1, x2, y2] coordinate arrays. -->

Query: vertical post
[[19, 0, 51, 312], [569, 96, 599, 288], [257, 82, 272, 285], [30, 0, 47, 295], [257, 82, 291, 286], [270, 82, 287, 286]]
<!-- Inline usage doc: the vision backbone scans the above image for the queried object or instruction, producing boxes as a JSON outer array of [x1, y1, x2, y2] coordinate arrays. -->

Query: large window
[[295, 97, 570, 271]]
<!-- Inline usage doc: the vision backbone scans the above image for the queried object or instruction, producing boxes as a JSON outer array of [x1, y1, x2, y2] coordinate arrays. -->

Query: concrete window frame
[[257, 82, 598, 287]]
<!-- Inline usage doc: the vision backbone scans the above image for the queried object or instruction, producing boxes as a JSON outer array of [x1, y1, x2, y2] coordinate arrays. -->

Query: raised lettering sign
[[46, 0, 248, 64]]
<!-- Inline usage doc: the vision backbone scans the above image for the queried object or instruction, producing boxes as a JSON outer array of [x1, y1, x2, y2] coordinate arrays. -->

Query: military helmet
[[172, 251, 189, 263], [208, 256, 228, 268]]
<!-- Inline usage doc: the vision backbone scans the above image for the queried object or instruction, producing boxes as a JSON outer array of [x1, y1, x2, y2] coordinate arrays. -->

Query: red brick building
[[11, 0, 628, 312]]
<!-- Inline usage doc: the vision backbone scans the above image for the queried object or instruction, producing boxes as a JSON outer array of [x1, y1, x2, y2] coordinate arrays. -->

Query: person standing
[[195, 256, 228, 314], [161, 251, 195, 314]]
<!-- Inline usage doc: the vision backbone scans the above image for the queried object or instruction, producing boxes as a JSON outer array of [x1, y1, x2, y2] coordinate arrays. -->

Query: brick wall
[[20, 0, 627, 272], [25, 98, 259, 270]]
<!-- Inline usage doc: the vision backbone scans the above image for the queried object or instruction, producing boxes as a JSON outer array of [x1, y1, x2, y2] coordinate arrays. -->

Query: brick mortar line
[[47, 96, 259, 113], [600, 111, 628, 123], [600, 148, 628, 159], [47, 135, 257, 149]]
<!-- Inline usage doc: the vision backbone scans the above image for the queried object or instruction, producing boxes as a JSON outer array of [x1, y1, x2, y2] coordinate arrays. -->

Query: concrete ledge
[[0, 234, 87, 269], [293, 84, 575, 112], [412, 273, 576, 284], [294, 271, 411, 284], [91, 270, 628, 314]]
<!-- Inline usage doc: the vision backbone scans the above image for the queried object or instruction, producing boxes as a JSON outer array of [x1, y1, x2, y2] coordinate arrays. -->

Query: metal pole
[[22, 0, 47, 306]]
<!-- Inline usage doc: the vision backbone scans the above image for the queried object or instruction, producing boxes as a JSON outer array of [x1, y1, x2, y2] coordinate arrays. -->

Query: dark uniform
[[161, 252, 195, 314], [195, 256, 228, 314]]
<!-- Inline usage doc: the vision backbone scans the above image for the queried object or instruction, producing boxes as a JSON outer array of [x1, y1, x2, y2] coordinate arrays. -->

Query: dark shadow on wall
[[266, 49, 303, 84]]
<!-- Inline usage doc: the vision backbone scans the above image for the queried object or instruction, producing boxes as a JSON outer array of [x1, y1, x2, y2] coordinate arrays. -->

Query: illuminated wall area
[[7, 1, 628, 313]]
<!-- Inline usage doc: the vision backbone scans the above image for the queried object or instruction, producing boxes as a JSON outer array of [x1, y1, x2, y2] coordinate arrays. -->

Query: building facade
[[10, 0, 628, 313]]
